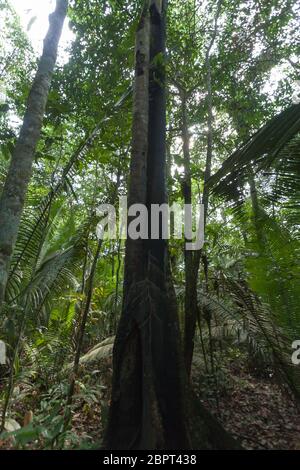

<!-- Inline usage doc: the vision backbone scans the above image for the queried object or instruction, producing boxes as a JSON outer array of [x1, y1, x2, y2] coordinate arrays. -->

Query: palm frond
[[207, 104, 300, 202]]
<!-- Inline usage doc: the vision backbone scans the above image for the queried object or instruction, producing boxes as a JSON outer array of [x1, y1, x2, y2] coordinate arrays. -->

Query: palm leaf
[[207, 104, 300, 201]]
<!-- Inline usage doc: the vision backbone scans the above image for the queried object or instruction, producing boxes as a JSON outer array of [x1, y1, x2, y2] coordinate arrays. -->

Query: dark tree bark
[[0, 0, 68, 308], [105, 0, 240, 451], [181, 91, 200, 377], [104, 0, 190, 450]]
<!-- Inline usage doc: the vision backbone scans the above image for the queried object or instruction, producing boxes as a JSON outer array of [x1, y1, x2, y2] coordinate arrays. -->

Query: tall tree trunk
[[202, 0, 222, 224], [104, 0, 190, 450], [0, 0, 68, 308], [184, 0, 222, 377], [248, 168, 266, 249], [67, 239, 103, 407], [181, 92, 200, 377]]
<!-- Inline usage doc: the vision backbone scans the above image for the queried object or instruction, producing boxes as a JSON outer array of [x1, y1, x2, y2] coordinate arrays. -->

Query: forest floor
[[192, 347, 300, 450], [1, 340, 300, 450], [68, 342, 300, 450]]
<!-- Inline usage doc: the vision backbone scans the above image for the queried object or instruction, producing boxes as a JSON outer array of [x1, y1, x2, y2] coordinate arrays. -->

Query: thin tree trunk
[[184, 0, 222, 376], [202, 0, 222, 222], [0, 0, 68, 308], [248, 168, 266, 248], [181, 91, 199, 377], [66, 239, 103, 407]]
